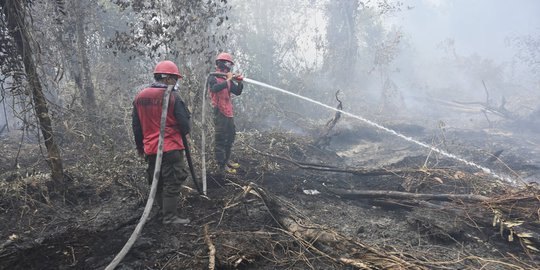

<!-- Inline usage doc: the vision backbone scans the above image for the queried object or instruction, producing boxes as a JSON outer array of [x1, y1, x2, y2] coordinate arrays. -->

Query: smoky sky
[[393, 0, 540, 61], [226, 0, 540, 130]]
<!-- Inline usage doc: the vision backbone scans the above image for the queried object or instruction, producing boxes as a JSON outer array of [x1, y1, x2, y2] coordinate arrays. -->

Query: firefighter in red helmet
[[132, 60, 191, 224], [207, 52, 243, 174]]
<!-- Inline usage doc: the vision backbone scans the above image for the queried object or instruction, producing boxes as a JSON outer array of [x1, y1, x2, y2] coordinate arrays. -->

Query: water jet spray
[[200, 75, 519, 194]]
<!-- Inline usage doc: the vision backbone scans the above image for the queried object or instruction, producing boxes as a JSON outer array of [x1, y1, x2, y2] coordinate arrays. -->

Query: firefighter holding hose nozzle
[[207, 52, 244, 175]]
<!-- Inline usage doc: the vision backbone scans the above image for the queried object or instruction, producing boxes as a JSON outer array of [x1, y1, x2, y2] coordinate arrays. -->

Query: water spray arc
[[242, 78, 516, 184], [200, 76, 516, 194]]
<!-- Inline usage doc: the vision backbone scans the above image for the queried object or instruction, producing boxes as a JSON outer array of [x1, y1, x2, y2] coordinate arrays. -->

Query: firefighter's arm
[[132, 104, 144, 155], [230, 80, 243, 95], [208, 75, 229, 93]]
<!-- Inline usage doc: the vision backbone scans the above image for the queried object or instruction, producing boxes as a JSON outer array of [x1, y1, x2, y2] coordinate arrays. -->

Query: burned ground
[[0, 123, 539, 270]]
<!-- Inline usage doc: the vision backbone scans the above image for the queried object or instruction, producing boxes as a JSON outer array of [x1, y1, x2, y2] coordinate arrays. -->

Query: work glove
[[233, 74, 244, 81]]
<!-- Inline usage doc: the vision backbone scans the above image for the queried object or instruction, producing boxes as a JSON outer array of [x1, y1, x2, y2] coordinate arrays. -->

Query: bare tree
[[1, 0, 64, 185], [71, 0, 97, 118], [324, 0, 360, 89], [509, 34, 540, 75], [45, 0, 98, 121]]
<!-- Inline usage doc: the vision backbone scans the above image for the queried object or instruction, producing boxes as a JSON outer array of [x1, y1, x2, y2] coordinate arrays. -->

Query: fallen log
[[328, 188, 490, 202]]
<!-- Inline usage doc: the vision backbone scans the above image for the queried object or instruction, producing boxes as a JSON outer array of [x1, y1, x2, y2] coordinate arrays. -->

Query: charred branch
[[204, 224, 216, 270], [314, 90, 343, 149], [248, 145, 452, 176]]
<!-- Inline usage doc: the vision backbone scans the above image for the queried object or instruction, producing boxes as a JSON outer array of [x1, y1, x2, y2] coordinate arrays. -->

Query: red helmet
[[216, 52, 234, 65], [153, 60, 182, 78]]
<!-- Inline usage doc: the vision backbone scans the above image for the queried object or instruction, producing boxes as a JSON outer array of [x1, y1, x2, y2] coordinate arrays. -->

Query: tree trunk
[[2, 0, 64, 185], [324, 0, 359, 89], [74, 2, 97, 119]]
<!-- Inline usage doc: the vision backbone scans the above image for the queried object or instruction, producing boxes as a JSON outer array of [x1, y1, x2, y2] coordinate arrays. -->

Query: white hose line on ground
[[105, 84, 174, 270]]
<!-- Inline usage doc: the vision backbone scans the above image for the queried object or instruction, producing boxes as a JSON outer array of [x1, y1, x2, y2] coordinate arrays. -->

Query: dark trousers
[[146, 150, 188, 208], [213, 109, 236, 167]]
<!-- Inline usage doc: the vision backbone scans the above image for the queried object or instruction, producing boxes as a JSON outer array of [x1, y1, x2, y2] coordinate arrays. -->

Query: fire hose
[[182, 132, 203, 195], [106, 83, 203, 269], [105, 84, 174, 270]]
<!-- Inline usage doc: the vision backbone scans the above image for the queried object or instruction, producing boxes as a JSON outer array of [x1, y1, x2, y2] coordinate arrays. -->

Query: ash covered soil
[[0, 124, 539, 269]]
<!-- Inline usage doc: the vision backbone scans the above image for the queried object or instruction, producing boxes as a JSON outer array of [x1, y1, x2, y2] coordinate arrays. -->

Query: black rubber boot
[[162, 197, 190, 225]]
